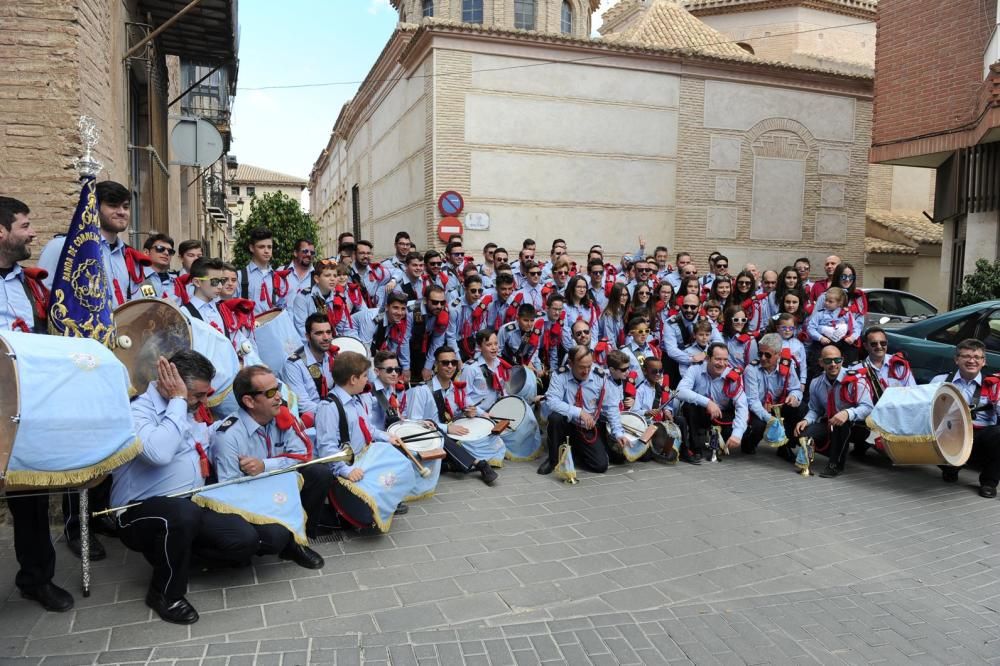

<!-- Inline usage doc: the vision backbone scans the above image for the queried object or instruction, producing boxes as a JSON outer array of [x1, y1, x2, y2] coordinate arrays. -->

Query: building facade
[[226, 164, 309, 226], [871, 0, 1000, 308], [0, 0, 238, 264]]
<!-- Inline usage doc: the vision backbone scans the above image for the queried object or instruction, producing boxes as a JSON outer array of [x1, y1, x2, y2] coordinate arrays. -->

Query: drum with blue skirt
[[451, 417, 506, 466], [188, 316, 240, 418], [328, 441, 415, 533], [387, 420, 444, 501], [0, 330, 140, 489], [491, 396, 543, 461], [254, 309, 301, 372]]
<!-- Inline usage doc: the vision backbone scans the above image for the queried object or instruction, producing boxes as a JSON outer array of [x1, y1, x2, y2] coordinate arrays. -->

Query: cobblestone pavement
[[2, 450, 1000, 665]]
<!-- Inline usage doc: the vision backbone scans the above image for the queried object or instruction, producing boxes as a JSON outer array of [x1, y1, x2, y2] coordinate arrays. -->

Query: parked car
[[863, 288, 938, 329], [885, 300, 1000, 383]]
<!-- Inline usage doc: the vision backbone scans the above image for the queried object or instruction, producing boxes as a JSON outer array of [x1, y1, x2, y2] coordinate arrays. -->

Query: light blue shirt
[[0, 264, 35, 331], [351, 309, 412, 368], [284, 264, 314, 298], [743, 363, 803, 422], [517, 284, 544, 310], [621, 340, 660, 374], [211, 409, 307, 480], [351, 261, 391, 309], [662, 316, 723, 365], [544, 366, 624, 439], [803, 370, 874, 426], [406, 376, 473, 426], [110, 384, 207, 507], [498, 321, 542, 371], [281, 345, 332, 415], [725, 335, 758, 370], [315, 386, 390, 478], [241, 263, 286, 314], [460, 357, 507, 413], [635, 378, 679, 415], [676, 363, 750, 438], [931, 371, 995, 427]]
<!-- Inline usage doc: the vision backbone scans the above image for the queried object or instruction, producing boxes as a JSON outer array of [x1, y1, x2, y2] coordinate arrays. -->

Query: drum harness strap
[[323, 392, 355, 463], [480, 359, 510, 394], [18, 267, 49, 333], [433, 381, 467, 423], [372, 386, 401, 428], [574, 378, 606, 446]]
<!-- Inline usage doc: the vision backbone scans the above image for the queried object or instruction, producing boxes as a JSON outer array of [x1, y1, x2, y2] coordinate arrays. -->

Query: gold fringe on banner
[[337, 477, 394, 533], [3, 438, 142, 489], [190, 473, 308, 545]]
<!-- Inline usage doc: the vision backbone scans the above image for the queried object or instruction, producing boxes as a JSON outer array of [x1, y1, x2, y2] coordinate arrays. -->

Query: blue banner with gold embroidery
[[192, 471, 309, 545], [47, 176, 115, 346]]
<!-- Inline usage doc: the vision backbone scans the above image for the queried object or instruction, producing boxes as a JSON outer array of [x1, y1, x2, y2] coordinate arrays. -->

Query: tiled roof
[[866, 210, 943, 245], [681, 0, 877, 16], [602, 0, 752, 58], [865, 237, 918, 255], [232, 164, 308, 187]]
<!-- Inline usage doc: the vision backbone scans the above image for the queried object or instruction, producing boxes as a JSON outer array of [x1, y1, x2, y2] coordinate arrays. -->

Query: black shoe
[[394, 502, 410, 515], [478, 462, 498, 486], [91, 515, 118, 537], [20, 582, 74, 613], [537, 460, 555, 475], [776, 445, 796, 463], [850, 445, 868, 460], [942, 468, 960, 483], [146, 589, 198, 625], [65, 533, 106, 561], [280, 543, 325, 570], [741, 445, 757, 455], [819, 464, 841, 478], [681, 453, 702, 465], [980, 485, 997, 499]]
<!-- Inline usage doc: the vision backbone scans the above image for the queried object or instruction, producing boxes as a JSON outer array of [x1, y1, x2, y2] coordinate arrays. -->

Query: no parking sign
[[437, 190, 464, 217]]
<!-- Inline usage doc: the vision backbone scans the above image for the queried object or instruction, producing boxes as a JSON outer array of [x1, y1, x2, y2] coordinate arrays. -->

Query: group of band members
[[4, 186, 1000, 624]]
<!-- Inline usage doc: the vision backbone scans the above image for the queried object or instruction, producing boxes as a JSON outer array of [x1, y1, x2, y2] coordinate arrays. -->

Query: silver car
[[863, 288, 938, 329]]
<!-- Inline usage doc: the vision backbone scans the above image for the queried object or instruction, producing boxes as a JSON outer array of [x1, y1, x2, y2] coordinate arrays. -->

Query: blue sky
[[230, 0, 617, 182]]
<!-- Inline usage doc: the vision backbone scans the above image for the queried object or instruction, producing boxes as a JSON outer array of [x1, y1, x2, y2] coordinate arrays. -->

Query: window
[[866, 291, 899, 317], [231, 185, 240, 196], [351, 184, 361, 239], [462, 0, 482, 24], [246, 186, 256, 197], [883, 277, 907, 291], [422, 0, 433, 17], [561, 0, 573, 34], [928, 313, 979, 345], [898, 294, 937, 318], [981, 310, 1000, 352], [515, 0, 535, 30]]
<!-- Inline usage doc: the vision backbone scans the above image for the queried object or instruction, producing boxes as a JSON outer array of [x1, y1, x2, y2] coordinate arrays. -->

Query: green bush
[[957, 258, 1000, 308], [232, 191, 320, 268]]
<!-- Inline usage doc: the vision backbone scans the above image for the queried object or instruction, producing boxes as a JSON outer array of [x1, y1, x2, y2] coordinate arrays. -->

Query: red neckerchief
[[574, 376, 605, 444], [839, 372, 861, 407], [443, 380, 468, 420], [388, 315, 408, 348], [542, 314, 564, 357], [723, 368, 743, 399], [504, 292, 525, 324], [425, 309, 449, 353], [604, 273, 615, 297], [525, 318, 545, 359], [173, 272, 194, 304], [887, 352, 910, 382], [19, 266, 49, 327], [368, 263, 386, 283], [191, 407, 213, 479], [218, 298, 256, 335], [657, 377, 672, 414], [620, 370, 638, 410], [122, 246, 152, 286], [765, 357, 792, 407], [490, 358, 512, 392], [735, 333, 753, 366], [272, 269, 291, 299], [594, 339, 610, 366], [472, 295, 493, 330]]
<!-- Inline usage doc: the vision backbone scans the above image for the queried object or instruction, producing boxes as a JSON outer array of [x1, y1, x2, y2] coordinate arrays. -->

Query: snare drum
[[255, 309, 301, 372], [491, 396, 543, 461], [504, 365, 539, 402], [450, 417, 506, 466], [0, 330, 140, 489], [611, 411, 652, 462], [331, 336, 369, 359], [387, 420, 444, 501]]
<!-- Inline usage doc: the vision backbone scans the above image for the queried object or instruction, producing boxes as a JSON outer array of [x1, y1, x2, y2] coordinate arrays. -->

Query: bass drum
[[254, 309, 300, 372], [331, 336, 369, 359], [504, 365, 538, 403], [867, 383, 973, 466], [491, 396, 543, 461], [188, 316, 240, 418], [0, 330, 139, 489], [111, 298, 190, 397]]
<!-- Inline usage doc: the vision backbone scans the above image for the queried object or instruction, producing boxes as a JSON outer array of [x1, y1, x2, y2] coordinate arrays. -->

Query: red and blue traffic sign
[[437, 190, 464, 217]]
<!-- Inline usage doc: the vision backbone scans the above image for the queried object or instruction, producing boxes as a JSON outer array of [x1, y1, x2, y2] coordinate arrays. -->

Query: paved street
[[1, 451, 1000, 665]]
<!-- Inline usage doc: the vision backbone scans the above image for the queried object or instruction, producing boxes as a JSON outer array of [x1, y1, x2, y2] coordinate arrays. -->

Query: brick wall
[[873, 0, 995, 147]]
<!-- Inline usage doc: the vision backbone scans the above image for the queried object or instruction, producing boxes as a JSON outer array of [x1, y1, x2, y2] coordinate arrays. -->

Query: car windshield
[[899, 294, 936, 318], [929, 313, 979, 345], [981, 310, 1000, 353], [867, 292, 898, 316]]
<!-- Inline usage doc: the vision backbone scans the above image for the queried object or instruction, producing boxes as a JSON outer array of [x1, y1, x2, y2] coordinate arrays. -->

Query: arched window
[[561, 0, 573, 34], [462, 0, 483, 24], [514, 0, 535, 30], [422, 0, 433, 17]]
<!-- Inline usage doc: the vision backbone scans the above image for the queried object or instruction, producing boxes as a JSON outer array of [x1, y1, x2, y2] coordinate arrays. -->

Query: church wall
[[432, 47, 680, 257], [675, 76, 870, 276]]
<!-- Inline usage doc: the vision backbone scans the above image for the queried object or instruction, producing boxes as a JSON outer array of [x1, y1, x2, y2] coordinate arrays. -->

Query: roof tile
[[866, 210, 942, 245], [232, 164, 308, 187]]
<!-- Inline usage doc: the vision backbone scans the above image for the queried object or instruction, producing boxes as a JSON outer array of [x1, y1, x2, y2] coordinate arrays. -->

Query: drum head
[[931, 382, 974, 467], [112, 298, 191, 396], [255, 309, 283, 326], [0, 335, 19, 476], [450, 417, 495, 442], [620, 412, 648, 436], [388, 420, 444, 453], [490, 397, 527, 429], [505, 366, 527, 395], [331, 336, 369, 359]]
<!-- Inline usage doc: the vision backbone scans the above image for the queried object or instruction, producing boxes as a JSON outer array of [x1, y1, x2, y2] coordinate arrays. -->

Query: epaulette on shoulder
[[592, 366, 607, 377], [216, 416, 238, 432], [557, 366, 569, 374], [451, 298, 461, 308], [502, 321, 517, 331], [287, 346, 305, 362]]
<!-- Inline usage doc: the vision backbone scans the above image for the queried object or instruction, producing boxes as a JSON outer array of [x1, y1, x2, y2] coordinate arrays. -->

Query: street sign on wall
[[437, 191, 464, 217], [438, 217, 463, 243]]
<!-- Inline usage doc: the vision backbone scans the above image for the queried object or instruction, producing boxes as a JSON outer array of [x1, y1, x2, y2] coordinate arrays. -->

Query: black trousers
[[117, 496, 288, 600], [298, 464, 335, 533], [441, 438, 479, 473], [682, 404, 739, 455], [6, 492, 56, 591], [63, 475, 112, 537], [744, 403, 806, 453], [941, 425, 1000, 489], [803, 421, 852, 469], [546, 412, 609, 473]]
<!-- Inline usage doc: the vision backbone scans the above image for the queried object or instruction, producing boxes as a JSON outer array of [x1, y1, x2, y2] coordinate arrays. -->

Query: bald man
[[809, 255, 841, 302]]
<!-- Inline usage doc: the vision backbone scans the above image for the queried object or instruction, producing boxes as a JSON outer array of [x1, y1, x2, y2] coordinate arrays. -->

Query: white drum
[[254, 309, 301, 372], [0, 330, 139, 489], [613, 411, 652, 462], [867, 383, 973, 467], [331, 335, 369, 359], [504, 365, 538, 402], [387, 420, 444, 501], [491, 396, 543, 461], [449, 417, 496, 442]]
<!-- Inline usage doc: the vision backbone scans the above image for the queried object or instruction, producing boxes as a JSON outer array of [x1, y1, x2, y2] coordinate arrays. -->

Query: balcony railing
[[180, 62, 232, 128]]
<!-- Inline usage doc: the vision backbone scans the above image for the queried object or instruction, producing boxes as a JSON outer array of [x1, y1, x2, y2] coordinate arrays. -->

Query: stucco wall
[[864, 251, 946, 311]]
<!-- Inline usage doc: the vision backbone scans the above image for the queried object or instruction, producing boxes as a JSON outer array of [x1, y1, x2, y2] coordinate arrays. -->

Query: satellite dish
[[170, 116, 224, 167]]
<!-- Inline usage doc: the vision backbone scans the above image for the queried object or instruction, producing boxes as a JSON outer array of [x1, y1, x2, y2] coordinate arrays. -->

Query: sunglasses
[[249, 384, 282, 399], [821, 357, 844, 366], [298, 249, 315, 255], [468, 288, 483, 294], [377, 366, 401, 373], [737, 280, 752, 286], [529, 271, 542, 276], [428, 262, 443, 268], [450, 252, 465, 258], [438, 359, 459, 367], [573, 329, 591, 336], [839, 274, 855, 282], [429, 298, 446, 306], [590, 271, 604, 277], [195, 277, 225, 287], [647, 368, 664, 376], [555, 270, 569, 275], [152, 244, 176, 255], [868, 340, 888, 348], [681, 305, 699, 311], [632, 327, 650, 335], [716, 263, 728, 269], [731, 317, 747, 323], [759, 351, 775, 359]]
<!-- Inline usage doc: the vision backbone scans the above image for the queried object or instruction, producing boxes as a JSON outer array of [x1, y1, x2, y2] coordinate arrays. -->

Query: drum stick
[[400, 431, 445, 444], [92, 452, 351, 517], [395, 443, 432, 478]]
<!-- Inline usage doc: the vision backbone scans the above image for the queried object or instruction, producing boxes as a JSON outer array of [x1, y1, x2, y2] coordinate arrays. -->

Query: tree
[[957, 258, 1000, 308], [232, 191, 320, 268]]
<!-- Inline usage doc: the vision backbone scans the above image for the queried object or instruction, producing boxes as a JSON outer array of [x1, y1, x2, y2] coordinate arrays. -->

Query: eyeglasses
[[298, 249, 315, 255], [868, 340, 888, 348], [637, 291, 651, 297], [821, 357, 844, 366], [573, 329, 590, 336], [528, 271, 542, 276], [731, 317, 747, 323], [716, 263, 728, 269], [438, 359, 459, 367], [638, 268, 653, 274], [958, 353, 985, 362], [377, 366, 401, 373], [151, 245, 176, 255], [429, 298, 446, 306], [428, 261, 443, 268], [248, 384, 282, 399], [590, 271, 604, 277], [450, 252, 465, 258], [759, 351, 775, 359], [632, 327, 650, 335], [555, 270, 569, 276], [839, 274, 855, 282], [468, 289, 483, 295], [681, 305, 699, 311], [195, 277, 224, 287], [612, 365, 630, 372]]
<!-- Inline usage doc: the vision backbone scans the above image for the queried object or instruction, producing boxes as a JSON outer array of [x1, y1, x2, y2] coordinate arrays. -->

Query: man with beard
[[38, 181, 147, 304], [283, 239, 316, 298], [351, 240, 393, 309], [282, 313, 336, 423], [0, 197, 76, 612], [662, 294, 722, 385], [409, 284, 451, 381]]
